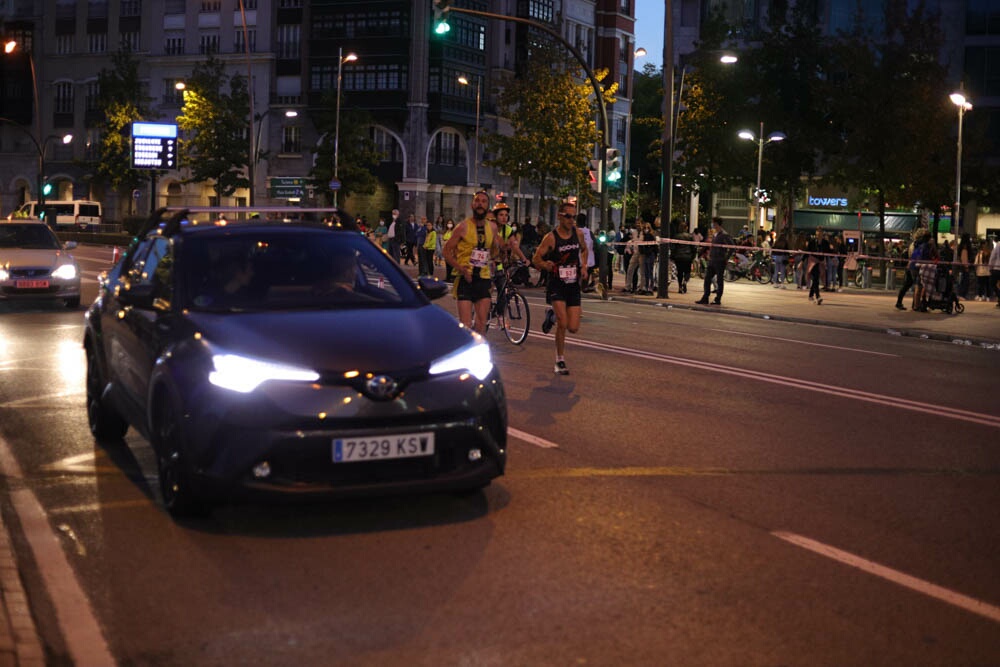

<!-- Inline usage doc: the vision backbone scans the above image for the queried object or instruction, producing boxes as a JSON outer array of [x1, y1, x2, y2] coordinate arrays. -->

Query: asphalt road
[[0, 245, 998, 665]]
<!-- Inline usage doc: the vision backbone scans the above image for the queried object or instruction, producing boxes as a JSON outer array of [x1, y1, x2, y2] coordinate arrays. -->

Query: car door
[[105, 236, 174, 419]]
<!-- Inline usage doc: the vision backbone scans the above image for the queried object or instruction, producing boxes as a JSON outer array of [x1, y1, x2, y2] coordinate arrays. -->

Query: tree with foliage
[[482, 39, 616, 219], [86, 48, 152, 215], [822, 0, 952, 250], [308, 91, 383, 204], [176, 56, 250, 202]]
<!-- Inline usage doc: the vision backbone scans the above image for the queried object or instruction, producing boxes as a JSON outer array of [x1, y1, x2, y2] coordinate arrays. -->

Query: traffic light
[[588, 159, 601, 192], [605, 148, 621, 183], [433, 0, 451, 34], [42, 181, 53, 197]]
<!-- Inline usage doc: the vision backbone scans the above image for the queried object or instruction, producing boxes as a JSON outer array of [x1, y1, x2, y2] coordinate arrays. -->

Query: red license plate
[[15, 280, 50, 289]]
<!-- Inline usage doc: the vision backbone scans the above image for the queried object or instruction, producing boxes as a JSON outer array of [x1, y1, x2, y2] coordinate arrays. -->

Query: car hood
[[0, 249, 75, 268], [185, 305, 475, 372]]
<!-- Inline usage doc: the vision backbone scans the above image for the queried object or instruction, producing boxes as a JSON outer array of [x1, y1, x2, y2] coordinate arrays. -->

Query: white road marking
[[0, 433, 116, 665], [0, 390, 84, 409], [709, 328, 898, 357], [773, 531, 1000, 625], [523, 335, 1000, 429], [508, 427, 559, 448]]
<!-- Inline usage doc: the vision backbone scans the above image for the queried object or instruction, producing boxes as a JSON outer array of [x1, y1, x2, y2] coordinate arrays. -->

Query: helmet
[[493, 202, 510, 214]]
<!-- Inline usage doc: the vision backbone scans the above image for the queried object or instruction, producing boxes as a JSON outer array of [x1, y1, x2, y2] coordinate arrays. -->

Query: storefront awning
[[793, 209, 920, 234]]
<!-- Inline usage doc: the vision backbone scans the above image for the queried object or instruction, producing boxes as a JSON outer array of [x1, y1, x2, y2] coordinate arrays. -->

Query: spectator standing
[[419, 217, 436, 276], [672, 222, 694, 294], [374, 217, 387, 248], [640, 221, 657, 294], [578, 214, 596, 291], [990, 240, 1000, 308], [806, 234, 824, 305], [695, 217, 733, 305], [386, 209, 403, 263], [402, 214, 419, 266], [771, 231, 789, 288], [442, 219, 456, 282], [974, 242, 991, 301], [956, 233, 972, 299]]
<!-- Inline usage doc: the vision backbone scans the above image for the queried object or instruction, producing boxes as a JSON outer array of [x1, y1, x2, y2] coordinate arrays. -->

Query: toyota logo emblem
[[365, 375, 399, 400]]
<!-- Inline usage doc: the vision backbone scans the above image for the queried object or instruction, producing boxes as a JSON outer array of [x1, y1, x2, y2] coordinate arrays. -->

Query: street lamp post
[[237, 0, 256, 206], [949, 90, 972, 236], [621, 47, 646, 230], [458, 75, 481, 186], [4, 39, 47, 208], [333, 47, 358, 208], [738, 122, 785, 245]]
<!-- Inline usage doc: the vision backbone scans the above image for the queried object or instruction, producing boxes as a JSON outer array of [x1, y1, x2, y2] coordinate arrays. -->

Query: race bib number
[[470, 248, 489, 267], [558, 265, 578, 282]]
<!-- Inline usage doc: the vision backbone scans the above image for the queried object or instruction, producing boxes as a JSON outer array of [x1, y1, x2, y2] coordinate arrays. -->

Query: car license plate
[[333, 432, 435, 463], [15, 280, 49, 289]]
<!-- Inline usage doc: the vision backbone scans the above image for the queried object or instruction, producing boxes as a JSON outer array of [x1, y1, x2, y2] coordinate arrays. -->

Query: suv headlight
[[209, 353, 320, 393], [429, 341, 493, 381]]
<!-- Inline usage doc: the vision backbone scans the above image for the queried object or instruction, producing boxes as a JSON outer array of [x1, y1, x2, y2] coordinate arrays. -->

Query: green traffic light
[[42, 182, 53, 196], [434, 20, 450, 34], [606, 171, 621, 183]]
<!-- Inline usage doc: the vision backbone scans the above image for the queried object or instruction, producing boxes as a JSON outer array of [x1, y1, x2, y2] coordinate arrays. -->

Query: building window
[[88, 0, 109, 19], [281, 126, 301, 153], [344, 64, 405, 92], [56, 35, 74, 55], [241, 0, 257, 8], [527, 0, 554, 22], [200, 1, 220, 12], [431, 130, 463, 167], [310, 65, 334, 91], [120, 0, 141, 17], [372, 127, 402, 162], [277, 24, 300, 59], [199, 32, 220, 55], [55, 82, 74, 114], [120, 31, 140, 52], [164, 78, 184, 105], [164, 0, 184, 13], [620, 36, 629, 63], [616, 118, 626, 144], [234, 28, 256, 53], [165, 33, 184, 55], [85, 81, 101, 111], [620, 0, 631, 12], [89, 33, 107, 54], [279, 0, 302, 8]]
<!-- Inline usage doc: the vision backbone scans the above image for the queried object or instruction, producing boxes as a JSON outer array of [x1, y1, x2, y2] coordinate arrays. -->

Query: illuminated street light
[[949, 90, 972, 236], [738, 122, 785, 244], [457, 74, 482, 186], [334, 48, 358, 207]]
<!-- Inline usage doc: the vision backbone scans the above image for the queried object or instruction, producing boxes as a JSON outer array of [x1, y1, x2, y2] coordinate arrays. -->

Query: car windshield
[[0, 224, 61, 249], [182, 228, 420, 312]]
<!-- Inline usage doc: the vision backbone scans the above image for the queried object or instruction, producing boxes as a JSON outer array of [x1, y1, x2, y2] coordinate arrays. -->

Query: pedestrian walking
[[806, 235, 824, 304], [772, 231, 789, 287], [895, 234, 927, 310], [420, 216, 437, 276], [532, 200, 587, 375], [956, 233, 972, 299], [696, 218, 733, 305], [443, 191, 501, 334]]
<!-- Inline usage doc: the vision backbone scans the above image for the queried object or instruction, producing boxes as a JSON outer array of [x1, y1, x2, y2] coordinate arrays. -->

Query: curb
[[585, 291, 1000, 351]]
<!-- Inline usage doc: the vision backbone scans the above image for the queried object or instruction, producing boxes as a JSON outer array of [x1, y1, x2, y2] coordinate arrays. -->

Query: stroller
[[918, 263, 965, 314]]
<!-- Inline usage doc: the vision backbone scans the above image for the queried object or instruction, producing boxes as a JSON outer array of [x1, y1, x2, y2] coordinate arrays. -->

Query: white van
[[8, 200, 103, 231]]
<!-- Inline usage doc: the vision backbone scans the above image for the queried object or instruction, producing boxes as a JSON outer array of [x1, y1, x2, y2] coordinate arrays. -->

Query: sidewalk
[[588, 277, 1000, 349]]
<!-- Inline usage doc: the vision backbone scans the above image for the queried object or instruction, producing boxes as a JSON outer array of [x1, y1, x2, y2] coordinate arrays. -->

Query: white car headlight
[[429, 341, 494, 381], [209, 353, 320, 393], [0, 267, 8, 281], [51, 263, 78, 280]]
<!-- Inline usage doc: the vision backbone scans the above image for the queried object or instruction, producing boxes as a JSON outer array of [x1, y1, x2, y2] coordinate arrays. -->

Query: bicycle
[[485, 263, 531, 345]]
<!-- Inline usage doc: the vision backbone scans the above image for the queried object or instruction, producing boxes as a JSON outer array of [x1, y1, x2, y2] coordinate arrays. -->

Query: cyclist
[[493, 202, 528, 314]]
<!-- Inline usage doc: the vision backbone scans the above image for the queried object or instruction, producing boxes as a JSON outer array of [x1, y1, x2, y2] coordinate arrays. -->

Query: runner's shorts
[[546, 279, 582, 307], [456, 275, 493, 301]]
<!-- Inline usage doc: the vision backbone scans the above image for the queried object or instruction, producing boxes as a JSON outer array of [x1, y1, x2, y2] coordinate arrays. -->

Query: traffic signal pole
[[434, 2, 612, 234]]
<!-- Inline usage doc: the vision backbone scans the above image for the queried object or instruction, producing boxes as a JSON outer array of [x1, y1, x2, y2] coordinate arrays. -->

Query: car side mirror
[[416, 276, 450, 300]]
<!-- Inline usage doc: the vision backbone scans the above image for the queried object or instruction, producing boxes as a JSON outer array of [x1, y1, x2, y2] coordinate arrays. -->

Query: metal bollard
[[884, 263, 894, 291]]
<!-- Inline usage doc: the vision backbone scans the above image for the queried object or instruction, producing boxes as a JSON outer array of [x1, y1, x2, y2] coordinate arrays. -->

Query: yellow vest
[[454, 219, 494, 281]]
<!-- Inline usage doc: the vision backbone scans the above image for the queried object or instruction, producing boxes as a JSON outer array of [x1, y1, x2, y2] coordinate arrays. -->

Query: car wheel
[[153, 392, 211, 518], [65, 296, 81, 309], [86, 347, 128, 441]]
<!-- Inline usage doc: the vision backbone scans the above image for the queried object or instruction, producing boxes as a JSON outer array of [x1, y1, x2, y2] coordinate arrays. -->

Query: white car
[[0, 221, 81, 308]]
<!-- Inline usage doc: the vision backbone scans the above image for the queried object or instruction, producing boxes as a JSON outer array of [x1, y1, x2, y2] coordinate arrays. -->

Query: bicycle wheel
[[755, 263, 772, 284], [502, 291, 530, 345]]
